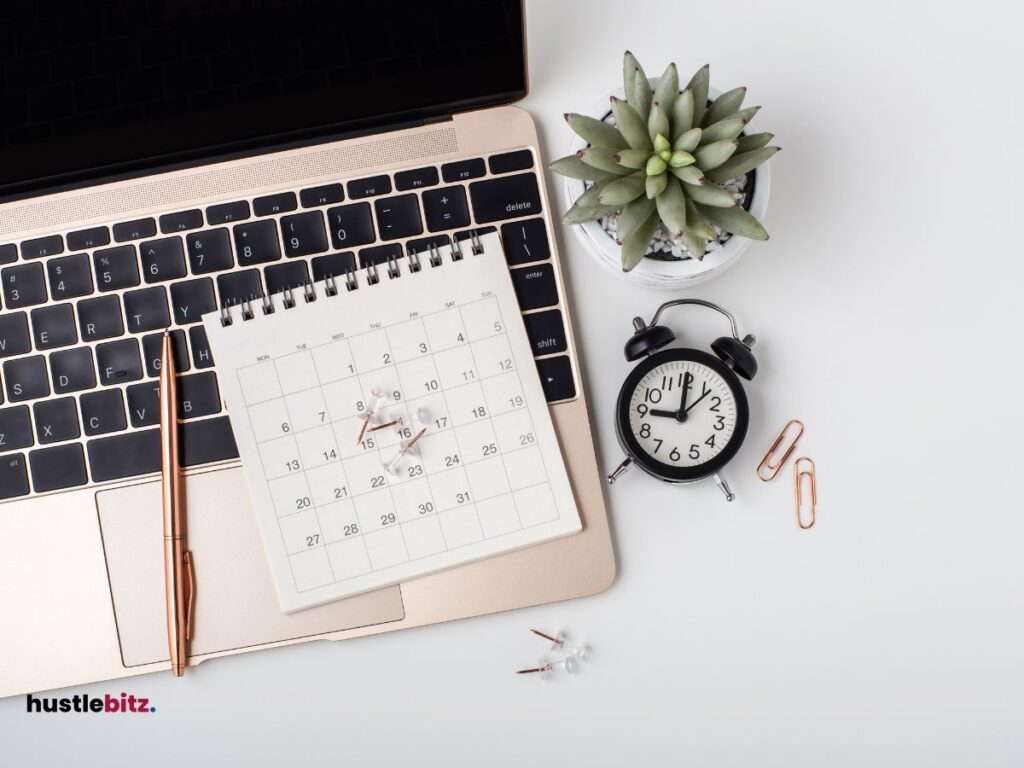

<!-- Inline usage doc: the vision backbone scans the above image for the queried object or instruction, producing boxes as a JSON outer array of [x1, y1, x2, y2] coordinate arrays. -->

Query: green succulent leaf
[[693, 139, 738, 171], [699, 117, 747, 145], [577, 147, 633, 175], [549, 155, 616, 182], [623, 51, 645, 104], [669, 150, 695, 168], [702, 86, 747, 127], [685, 65, 710, 129], [653, 133, 671, 153], [613, 148, 651, 170], [632, 70, 652, 123], [684, 180, 736, 208], [704, 146, 779, 183], [610, 97, 653, 151], [616, 196, 656, 243], [646, 172, 668, 199], [679, 228, 708, 260], [696, 203, 769, 240], [734, 106, 760, 124], [574, 177, 616, 207], [598, 172, 647, 206], [655, 177, 687, 235], [648, 104, 669, 145], [736, 132, 774, 153], [652, 62, 680, 114], [621, 211, 660, 271], [562, 202, 621, 225], [685, 198, 718, 241], [645, 154, 668, 176], [564, 113, 629, 150], [670, 89, 695, 139], [673, 127, 702, 152], [670, 165, 705, 185]]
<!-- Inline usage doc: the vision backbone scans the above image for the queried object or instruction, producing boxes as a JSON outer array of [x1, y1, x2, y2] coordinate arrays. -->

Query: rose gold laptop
[[0, 1, 614, 698]]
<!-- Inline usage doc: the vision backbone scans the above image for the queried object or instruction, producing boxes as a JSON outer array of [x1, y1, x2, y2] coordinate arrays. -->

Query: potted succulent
[[551, 53, 779, 288]]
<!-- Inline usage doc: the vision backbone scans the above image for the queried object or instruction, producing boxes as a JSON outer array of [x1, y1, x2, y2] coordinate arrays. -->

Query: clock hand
[[648, 408, 678, 419], [675, 372, 694, 421], [685, 390, 711, 413]]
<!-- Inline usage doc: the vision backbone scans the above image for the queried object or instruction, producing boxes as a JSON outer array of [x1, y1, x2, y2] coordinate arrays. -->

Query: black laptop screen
[[0, 0, 527, 199]]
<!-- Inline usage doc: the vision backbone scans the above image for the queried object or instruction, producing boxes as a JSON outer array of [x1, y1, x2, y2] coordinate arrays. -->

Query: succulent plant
[[550, 53, 780, 271]]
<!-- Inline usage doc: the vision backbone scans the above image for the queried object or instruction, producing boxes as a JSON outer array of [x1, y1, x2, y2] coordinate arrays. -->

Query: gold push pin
[[530, 628, 588, 659], [517, 657, 578, 678], [356, 388, 388, 444]]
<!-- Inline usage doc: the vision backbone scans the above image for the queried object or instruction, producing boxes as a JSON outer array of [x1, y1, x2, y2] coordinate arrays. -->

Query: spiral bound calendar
[[203, 233, 582, 612]]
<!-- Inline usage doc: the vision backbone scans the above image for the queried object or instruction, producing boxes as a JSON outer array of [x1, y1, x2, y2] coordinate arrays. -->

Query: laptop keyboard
[[0, 149, 577, 500]]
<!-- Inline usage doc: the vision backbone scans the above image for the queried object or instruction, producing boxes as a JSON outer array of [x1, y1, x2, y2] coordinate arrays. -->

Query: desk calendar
[[203, 234, 582, 612]]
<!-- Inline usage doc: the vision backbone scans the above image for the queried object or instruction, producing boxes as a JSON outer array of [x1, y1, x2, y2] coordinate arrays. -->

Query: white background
[[4, 1, 1023, 765]]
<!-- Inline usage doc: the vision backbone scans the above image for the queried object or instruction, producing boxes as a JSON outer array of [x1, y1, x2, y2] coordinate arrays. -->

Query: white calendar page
[[203, 234, 582, 612]]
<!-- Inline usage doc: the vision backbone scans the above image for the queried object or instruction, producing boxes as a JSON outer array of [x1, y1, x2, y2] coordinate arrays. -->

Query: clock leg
[[607, 457, 633, 485], [713, 473, 736, 502]]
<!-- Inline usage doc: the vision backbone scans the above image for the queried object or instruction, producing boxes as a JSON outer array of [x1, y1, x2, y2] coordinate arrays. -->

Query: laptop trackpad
[[97, 467, 405, 667]]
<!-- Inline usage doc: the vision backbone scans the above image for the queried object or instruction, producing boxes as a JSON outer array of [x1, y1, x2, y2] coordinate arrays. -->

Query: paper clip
[[757, 419, 804, 481], [794, 457, 816, 529]]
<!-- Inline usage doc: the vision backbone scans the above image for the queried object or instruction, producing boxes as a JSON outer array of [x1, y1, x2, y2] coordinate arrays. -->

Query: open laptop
[[0, 1, 615, 698]]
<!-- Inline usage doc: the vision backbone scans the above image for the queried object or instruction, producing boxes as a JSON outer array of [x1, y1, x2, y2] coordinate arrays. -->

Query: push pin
[[383, 407, 430, 475], [356, 389, 389, 444], [530, 628, 588, 659], [516, 656, 578, 678]]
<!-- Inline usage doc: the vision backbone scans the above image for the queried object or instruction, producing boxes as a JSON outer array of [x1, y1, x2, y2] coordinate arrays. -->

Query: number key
[[233, 220, 282, 266], [280, 211, 328, 257], [47, 254, 93, 299], [2, 263, 48, 308], [186, 228, 234, 274], [326, 203, 375, 249], [140, 237, 187, 283], [93, 245, 140, 291]]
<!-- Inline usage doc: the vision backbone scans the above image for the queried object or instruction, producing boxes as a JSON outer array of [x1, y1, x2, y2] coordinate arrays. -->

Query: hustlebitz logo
[[26, 692, 156, 714]]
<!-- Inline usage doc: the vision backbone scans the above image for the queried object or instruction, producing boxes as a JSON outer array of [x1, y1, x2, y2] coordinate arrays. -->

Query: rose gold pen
[[161, 331, 195, 677]]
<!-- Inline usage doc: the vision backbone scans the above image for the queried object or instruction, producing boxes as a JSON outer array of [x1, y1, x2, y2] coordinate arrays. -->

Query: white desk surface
[[4, 1, 1022, 765]]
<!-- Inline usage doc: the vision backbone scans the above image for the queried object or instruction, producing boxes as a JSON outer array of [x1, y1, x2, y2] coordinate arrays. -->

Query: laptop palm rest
[[96, 467, 405, 667]]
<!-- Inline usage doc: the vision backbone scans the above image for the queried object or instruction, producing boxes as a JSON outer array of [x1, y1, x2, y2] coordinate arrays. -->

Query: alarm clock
[[606, 299, 758, 502]]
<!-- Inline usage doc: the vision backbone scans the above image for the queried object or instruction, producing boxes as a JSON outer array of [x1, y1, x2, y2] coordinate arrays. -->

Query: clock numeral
[[661, 375, 673, 391], [644, 387, 663, 404], [653, 438, 663, 453], [708, 396, 722, 412], [705, 434, 716, 449], [669, 447, 681, 462], [636, 403, 649, 416], [639, 423, 651, 438], [714, 415, 725, 431], [689, 444, 700, 460], [701, 381, 711, 397]]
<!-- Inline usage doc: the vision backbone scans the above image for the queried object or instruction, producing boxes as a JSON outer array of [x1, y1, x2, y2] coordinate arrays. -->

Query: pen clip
[[183, 550, 196, 641]]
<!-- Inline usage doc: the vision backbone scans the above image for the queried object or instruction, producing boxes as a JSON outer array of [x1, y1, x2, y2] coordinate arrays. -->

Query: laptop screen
[[0, 0, 527, 200]]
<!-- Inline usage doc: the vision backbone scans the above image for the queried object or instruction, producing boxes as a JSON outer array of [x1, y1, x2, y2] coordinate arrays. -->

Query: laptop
[[0, 1, 615, 698]]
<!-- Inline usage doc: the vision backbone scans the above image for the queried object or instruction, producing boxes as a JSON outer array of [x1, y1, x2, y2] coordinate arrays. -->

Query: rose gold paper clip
[[794, 457, 816, 529], [757, 419, 804, 481]]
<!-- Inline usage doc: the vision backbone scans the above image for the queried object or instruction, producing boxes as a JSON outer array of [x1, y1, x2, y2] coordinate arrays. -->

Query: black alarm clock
[[607, 299, 758, 502]]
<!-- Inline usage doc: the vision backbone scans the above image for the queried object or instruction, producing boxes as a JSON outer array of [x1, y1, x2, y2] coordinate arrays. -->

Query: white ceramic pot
[[562, 84, 772, 291]]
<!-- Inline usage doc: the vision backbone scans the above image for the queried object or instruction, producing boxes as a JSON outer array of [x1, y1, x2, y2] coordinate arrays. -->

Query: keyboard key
[[20, 235, 64, 260], [347, 175, 392, 199], [300, 184, 344, 208], [234, 220, 281, 266], [88, 429, 161, 481], [188, 326, 214, 369], [442, 158, 486, 182], [359, 244, 402, 268], [81, 389, 127, 436], [113, 218, 157, 242], [48, 253, 94, 299], [0, 312, 31, 359], [50, 347, 97, 394], [33, 397, 80, 444], [95, 338, 142, 386], [422, 187, 471, 232], [311, 252, 356, 281], [469, 173, 543, 224], [217, 269, 264, 306], [523, 309, 568, 356], [280, 211, 328, 257], [140, 237, 187, 283], [395, 167, 439, 191], [3, 263, 48, 308], [30, 443, 87, 492], [159, 209, 204, 234], [177, 372, 221, 419], [186, 228, 234, 274], [206, 200, 251, 225], [326, 203, 375, 249], [510, 263, 559, 311], [253, 192, 297, 217], [374, 194, 423, 241], [126, 381, 161, 428], [123, 286, 170, 333], [0, 244, 17, 265], [4, 356, 49, 402], [170, 278, 216, 325], [500, 219, 551, 266], [67, 226, 110, 251], [180, 416, 238, 466], [93, 245, 140, 291], [406, 235, 451, 257], [78, 295, 124, 341], [0, 405, 33, 450], [265, 261, 311, 295], [30, 303, 78, 350], [535, 355, 576, 402], [141, 330, 189, 378], [489, 149, 534, 175], [0, 453, 29, 499]]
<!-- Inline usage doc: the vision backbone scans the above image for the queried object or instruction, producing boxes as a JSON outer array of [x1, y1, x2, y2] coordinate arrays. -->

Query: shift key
[[468, 173, 542, 224]]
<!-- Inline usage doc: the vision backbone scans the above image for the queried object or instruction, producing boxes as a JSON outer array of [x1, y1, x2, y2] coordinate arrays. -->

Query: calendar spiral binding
[[217, 231, 487, 327]]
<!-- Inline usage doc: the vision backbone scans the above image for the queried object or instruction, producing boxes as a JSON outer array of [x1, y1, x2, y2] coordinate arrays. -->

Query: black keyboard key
[[0, 244, 17, 265], [142, 330, 189, 378], [510, 263, 559, 311], [48, 253, 94, 299], [489, 149, 534, 175], [93, 245, 140, 291], [454, 227, 496, 245], [20, 235, 64, 260], [281, 211, 328, 257], [536, 355, 576, 402], [265, 261, 311, 295], [311, 252, 356, 281], [359, 244, 402, 268], [29, 443, 87, 492], [170, 278, 217, 325], [4, 356, 49, 402], [186, 228, 234, 274], [422, 187, 471, 232], [50, 347, 97, 394], [206, 200, 251, 225], [234, 220, 281, 266], [406, 235, 451, 257], [326, 203, 375, 249], [177, 372, 221, 419], [30, 303, 78, 350], [500, 219, 551, 266], [0, 405, 33, 450], [300, 184, 344, 208], [126, 381, 160, 428], [77, 295, 124, 341], [188, 326, 214, 369], [374, 194, 423, 241], [33, 397, 80, 444], [3, 262, 48, 308], [0, 453, 29, 499], [523, 310, 568, 356], [0, 312, 31, 359], [180, 416, 238, 467], [123, 286, 170, 333], [95, 338, 142, 385], [67, 226, 110, 251], [217, 269, 264, 306], [442, 158, 486, 182], [347, 175, 391, 199], [159, 209, 204, 234], [395, 167, 439, 191], [469, 173, 543, 224], [88, 429, 161, 481], [113, 218, 157, 242], [140, 237, 187, 283], [253, 192, 297, 217], [81, 388, 127, 436]]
